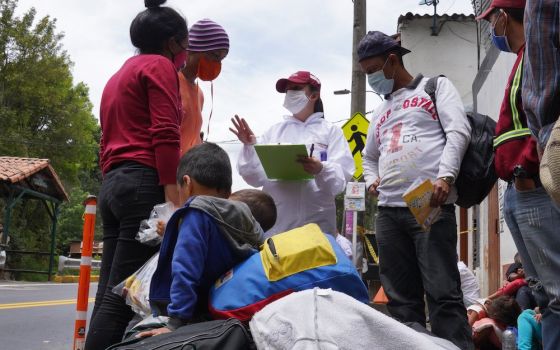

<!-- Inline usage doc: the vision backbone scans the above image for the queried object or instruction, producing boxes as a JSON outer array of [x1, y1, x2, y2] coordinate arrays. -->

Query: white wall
[[399, 17, 478, 106], [475, 54, 516, 119]]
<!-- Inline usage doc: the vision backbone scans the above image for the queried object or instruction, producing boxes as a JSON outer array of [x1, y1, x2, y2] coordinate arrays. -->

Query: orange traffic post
[[73, 195, 97, 350]]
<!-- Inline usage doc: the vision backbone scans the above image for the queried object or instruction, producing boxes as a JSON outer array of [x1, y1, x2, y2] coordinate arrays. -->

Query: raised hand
[[229, 115, 256, 145]]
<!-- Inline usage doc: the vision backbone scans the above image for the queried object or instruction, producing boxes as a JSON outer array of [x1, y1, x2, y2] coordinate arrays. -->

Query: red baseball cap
[[476, 0, 526, 21], [276, 71, 321, 93]]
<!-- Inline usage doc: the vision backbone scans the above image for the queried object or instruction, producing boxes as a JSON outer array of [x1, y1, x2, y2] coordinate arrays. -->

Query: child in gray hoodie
[[147, 143, 276, 335]]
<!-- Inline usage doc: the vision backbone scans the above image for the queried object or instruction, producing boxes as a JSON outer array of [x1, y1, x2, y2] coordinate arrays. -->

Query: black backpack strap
[[425, 76, 439, 104], [424, 75, 446, 132]]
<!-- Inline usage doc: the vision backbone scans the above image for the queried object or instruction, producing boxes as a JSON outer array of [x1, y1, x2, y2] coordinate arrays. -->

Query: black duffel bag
[[105, 318, 253, 350]]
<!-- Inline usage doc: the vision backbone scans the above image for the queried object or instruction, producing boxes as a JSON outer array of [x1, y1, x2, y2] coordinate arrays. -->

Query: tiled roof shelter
[[0, 157, 68, 202], [0, 157, 69, 280]]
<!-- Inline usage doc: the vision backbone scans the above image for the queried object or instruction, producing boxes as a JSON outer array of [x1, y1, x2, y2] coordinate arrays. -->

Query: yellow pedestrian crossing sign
[[342, 112, 370, 180]]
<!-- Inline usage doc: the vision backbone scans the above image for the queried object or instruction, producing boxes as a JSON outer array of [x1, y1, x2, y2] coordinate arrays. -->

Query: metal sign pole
[[344, 181, 366, 267], [352, 210, 358, 266]]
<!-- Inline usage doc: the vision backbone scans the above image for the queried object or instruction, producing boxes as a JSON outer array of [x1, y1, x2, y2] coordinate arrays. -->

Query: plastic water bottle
[[502, 326, 517, 350]]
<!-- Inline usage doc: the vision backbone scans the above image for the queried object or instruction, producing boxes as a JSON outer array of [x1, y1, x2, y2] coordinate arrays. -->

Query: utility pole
[[347, 0, 367, 267], [351, 0, 366, 116]]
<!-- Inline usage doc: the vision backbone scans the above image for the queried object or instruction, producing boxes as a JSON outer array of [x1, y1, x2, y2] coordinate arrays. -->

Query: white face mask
[[283, 90, 310, 115]]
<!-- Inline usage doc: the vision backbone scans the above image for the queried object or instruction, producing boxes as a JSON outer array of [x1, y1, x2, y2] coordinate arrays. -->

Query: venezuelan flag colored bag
[[208, 224, 369, 322]]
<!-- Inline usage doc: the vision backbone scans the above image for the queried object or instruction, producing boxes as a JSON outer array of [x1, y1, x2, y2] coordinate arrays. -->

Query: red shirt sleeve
[[143, 58, 182, 185], [501, 278, 527, 296]]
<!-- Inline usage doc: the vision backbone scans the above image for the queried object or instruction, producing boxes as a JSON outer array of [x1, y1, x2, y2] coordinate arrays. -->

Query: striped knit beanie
[[188, 18, 229, 52]]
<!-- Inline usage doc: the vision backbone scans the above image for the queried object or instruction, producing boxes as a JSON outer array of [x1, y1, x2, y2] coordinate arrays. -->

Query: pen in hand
[[297, 143, 323, 175]]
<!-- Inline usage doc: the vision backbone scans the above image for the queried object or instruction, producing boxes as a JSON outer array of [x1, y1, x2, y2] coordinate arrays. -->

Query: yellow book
[[402, 178, 441, 231]]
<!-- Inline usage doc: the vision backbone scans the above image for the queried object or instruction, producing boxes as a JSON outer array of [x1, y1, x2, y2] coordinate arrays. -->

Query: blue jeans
[[85, 162, 164, 350], [504, 184, 560, 350], [376, 205, 473, 350]]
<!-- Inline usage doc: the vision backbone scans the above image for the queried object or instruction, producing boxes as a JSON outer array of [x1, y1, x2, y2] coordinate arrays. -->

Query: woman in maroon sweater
[[85, 1, 187, 348]]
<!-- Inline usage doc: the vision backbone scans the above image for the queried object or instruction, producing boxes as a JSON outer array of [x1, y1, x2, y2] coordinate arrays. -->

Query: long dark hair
[[309, 84, 324, 114], [130, 0, 188, 54]]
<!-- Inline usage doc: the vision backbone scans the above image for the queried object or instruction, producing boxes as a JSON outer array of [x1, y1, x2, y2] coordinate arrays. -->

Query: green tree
[[0, 0, 101, 278], [0, 0, 99, 186], [56, 127, 104, 253], [56, 187, 102, 256]]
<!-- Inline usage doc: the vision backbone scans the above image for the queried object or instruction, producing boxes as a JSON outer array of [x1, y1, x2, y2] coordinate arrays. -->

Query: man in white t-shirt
[[457, 260, 480, 308], [359, 31, 472, 350], [335, 232, 353, 259]]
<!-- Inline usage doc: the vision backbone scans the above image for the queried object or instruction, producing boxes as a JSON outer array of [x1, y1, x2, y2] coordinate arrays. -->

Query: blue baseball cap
[[357, 31, 411, 62]]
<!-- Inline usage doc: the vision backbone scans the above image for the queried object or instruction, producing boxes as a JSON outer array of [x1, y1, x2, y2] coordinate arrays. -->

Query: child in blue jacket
[[144, 143, 276, 336]]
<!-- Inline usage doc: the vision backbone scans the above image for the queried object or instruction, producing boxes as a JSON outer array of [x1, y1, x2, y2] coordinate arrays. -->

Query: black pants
[[376, 205, 473, 350], [516, 284, 537, 311], [85, 162, 163, 350]]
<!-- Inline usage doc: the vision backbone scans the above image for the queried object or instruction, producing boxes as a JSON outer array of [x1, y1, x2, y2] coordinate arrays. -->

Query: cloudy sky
[[16, 0, 473, 190]]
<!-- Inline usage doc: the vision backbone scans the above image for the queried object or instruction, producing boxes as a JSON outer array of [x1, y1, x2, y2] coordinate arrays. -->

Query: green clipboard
[[254, 144, 313, 181]]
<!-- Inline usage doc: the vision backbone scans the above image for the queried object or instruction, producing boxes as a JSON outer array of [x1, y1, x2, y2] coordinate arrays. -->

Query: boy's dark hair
[[486, 296, 521, 327], [505, 262, 522, 281], [230, 189, 277, 232], [176, 142, 232, 195], [130, 0, 188, 54]]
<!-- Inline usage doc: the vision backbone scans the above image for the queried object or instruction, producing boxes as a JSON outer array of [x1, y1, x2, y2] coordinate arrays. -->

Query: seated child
[[488, 262, 535, 310], [517, 308, 542, 350], [471, 296, 521, 350], [142, 143, 277, 336], [228, 189, 277, 235], [467, 298, 489, 327]]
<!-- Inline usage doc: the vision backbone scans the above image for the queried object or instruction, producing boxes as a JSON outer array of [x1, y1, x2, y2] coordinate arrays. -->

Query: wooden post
[[487, 185, 501, 293], [459, 207, 468, 265], [351, 0, 366, 116]]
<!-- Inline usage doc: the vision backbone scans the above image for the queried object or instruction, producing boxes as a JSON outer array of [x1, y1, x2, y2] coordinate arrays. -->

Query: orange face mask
[[197, 56, 222, 81]]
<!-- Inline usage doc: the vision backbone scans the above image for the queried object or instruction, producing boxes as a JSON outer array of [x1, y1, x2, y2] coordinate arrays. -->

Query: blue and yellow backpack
[[208, 224, 369, 321]]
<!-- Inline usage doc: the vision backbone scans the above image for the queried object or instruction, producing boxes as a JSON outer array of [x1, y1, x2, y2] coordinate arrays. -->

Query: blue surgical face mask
[[367, 58, 394, 95], [491, 12, 511, 53]]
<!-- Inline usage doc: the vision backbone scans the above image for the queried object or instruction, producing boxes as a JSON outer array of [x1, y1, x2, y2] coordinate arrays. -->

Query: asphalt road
[[0, 281, 98, 350]]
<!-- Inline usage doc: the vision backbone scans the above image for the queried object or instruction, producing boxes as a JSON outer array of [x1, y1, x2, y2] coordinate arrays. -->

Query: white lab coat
[[238, 112, 355, 237]]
